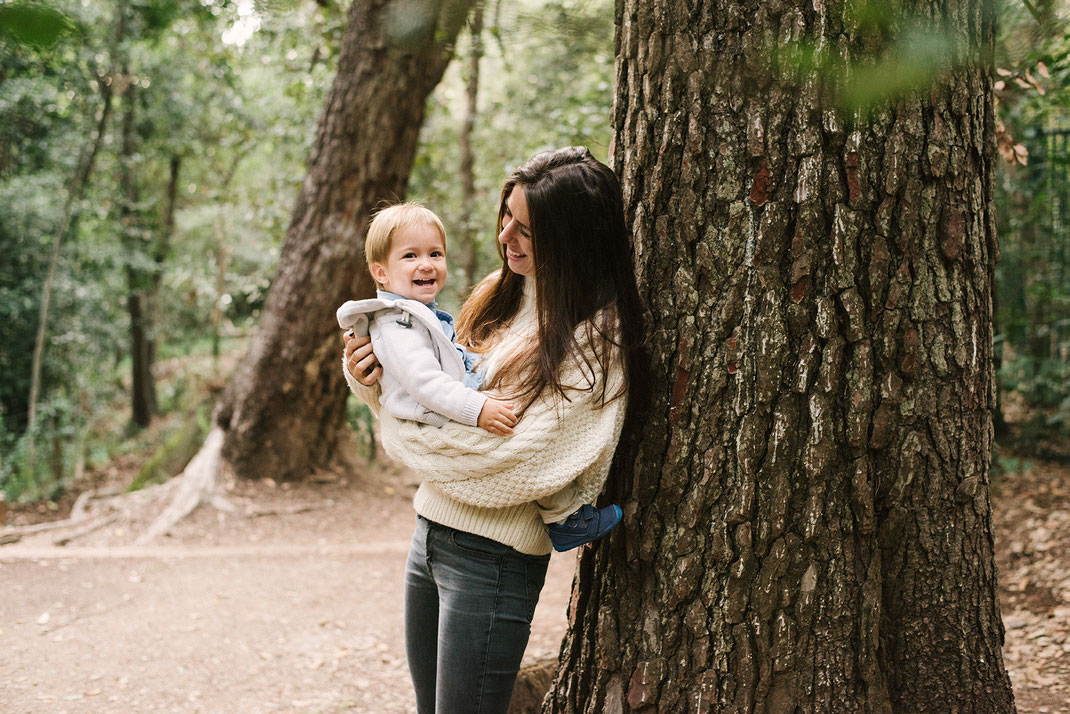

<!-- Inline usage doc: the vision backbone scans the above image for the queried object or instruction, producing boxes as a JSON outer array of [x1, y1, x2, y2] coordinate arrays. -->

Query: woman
[[343, 146, 643, 713]]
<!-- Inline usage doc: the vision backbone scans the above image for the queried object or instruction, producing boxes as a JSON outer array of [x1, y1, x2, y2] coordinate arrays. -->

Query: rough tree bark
[[547, 1, 1015, 712], [217, 0, 475, 480]]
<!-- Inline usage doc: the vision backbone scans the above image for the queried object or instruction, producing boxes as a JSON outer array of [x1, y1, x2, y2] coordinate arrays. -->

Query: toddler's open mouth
[[414, 278, 436, 286]]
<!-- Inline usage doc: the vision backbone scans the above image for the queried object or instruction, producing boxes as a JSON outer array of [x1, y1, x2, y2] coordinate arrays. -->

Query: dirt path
[[0, 465, 576, 713], [3, 453, 1068, 713]]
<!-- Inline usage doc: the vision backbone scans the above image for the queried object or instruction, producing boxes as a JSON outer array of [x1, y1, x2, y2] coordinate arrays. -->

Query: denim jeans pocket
[[449, 529, 512, 561]]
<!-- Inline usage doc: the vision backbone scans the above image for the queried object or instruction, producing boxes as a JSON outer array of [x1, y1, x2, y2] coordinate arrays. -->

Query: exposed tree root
[[1, 427, 237, 547], [136, 426, 231, 544], [0, 426, 339, 549]]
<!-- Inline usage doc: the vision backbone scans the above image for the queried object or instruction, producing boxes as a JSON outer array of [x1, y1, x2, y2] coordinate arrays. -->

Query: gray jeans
[[404, 515, 550, 714]]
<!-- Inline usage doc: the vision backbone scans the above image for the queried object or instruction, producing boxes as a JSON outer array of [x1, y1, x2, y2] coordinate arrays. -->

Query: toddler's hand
[[478, 398, 518, 436]]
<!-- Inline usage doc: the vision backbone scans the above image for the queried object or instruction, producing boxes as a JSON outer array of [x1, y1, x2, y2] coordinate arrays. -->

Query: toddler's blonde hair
[[365, 203, 447, 287]]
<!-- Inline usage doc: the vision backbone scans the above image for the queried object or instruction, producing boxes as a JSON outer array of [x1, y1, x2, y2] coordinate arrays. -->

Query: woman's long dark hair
[[457, 146, 645, 409]]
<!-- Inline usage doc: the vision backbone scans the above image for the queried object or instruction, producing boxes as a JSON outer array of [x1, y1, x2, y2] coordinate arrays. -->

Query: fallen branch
[[0, 488, 125, 543], [246, 503, 328, 519], [53, 514, 118, 547], [0, 518, 87, 539]]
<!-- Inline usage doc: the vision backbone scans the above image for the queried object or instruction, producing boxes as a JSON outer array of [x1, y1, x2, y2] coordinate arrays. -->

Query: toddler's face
[[372, 223, 448, 303]]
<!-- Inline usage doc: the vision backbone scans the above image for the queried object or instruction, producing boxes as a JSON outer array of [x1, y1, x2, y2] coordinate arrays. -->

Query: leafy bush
[[0, 394, 84, 502], [345, 396, 376, 464]]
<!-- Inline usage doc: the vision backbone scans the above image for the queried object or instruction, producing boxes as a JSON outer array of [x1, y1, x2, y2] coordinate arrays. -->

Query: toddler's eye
[[431, 251, 444, 258], [403, 252, 416, 259]]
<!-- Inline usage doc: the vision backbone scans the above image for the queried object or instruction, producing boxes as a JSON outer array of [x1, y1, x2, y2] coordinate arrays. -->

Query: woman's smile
[[499, 186, 535, 277]]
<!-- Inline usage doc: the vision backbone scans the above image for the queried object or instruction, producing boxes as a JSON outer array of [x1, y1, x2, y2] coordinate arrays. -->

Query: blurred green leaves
[[775, 1, 958, 114], [0, 3, 78, 48]]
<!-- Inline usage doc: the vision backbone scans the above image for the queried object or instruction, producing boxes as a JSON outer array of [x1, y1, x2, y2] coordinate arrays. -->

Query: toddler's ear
[[370, 262, 387, 285]]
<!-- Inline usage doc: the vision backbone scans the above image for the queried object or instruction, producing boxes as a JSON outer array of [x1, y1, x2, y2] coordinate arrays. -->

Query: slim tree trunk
[[209, 148, 249, 362], [211, 214, 227, 361], [25, 0, 124, 436], [547, 1, 1015, 712], [119, 72, 156, 427], [149, 154, 180, 371], [217, 0, 475, 481], [459, 2, 484, 293]]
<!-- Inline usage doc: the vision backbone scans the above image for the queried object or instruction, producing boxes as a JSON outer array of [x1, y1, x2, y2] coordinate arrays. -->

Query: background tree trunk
[[217, 0, 475, 481], [210, 147, 250, 362], [25, 1, 123, 437], [459, 1, 484, 293], [547, 1, 1015, 712], [149, 154, 181, 371], [119, 72, 156, 428]]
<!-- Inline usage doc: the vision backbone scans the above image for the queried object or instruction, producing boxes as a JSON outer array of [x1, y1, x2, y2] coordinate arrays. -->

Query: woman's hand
[[344, 331, 382, 386]]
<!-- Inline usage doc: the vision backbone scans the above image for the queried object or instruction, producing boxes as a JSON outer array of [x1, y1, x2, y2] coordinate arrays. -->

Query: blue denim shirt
[[378, 291, 482, 389]]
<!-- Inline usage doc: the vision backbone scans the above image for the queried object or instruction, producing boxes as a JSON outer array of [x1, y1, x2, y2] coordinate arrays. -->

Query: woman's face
[[499, 186, 535, 277]]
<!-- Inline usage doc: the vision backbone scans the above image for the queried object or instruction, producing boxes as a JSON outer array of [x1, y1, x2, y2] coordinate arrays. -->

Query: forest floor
[[1, 435, 1068, 713], [0, 441, 577, 714]]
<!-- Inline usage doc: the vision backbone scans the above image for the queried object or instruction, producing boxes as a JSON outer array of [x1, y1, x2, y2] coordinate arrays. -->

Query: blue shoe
[[547, 504, 623, 552]]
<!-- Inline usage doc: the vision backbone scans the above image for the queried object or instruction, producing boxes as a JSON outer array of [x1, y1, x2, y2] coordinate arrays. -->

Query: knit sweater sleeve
[[342, 354, 382, 416], [377, 343, 627, 509]]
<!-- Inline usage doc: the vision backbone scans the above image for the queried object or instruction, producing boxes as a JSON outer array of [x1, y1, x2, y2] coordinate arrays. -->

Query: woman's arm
[[379, 354, 626, 508]]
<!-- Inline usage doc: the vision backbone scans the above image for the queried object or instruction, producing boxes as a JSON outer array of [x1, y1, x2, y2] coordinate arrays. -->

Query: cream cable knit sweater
[[342, 278, 627, 555]]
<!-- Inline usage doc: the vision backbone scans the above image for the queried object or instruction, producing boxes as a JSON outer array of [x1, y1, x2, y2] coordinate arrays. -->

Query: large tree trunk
[[547, 1, 1015, 712], [217, 0, 475, 481]]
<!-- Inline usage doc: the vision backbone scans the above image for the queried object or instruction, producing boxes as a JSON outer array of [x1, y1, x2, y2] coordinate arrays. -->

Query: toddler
[[336, 203, 621, 551]]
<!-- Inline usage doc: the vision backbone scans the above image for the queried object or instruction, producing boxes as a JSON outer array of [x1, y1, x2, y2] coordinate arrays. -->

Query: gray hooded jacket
[[336, 297, 487, 428]]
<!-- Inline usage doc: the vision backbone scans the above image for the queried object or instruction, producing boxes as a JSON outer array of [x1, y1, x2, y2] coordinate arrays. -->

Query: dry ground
[[993, 458, 1070, 713], [2, 446, 1068, 713], [0, 455, 576, 714]]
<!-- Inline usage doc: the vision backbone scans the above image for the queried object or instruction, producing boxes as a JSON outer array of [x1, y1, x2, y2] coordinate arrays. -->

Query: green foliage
[[0, 0, 331, 499], [127, 402, 210, 491], [774, 0, 958, 115], [993, 0, 1070, 442], [0, 393, 86, 502], [345, 396, 376, 464], [0, 3, 78, 48], [1, 0, 619, 499], [992, 452, 1035, 480], [410, 0, 614, 310]]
